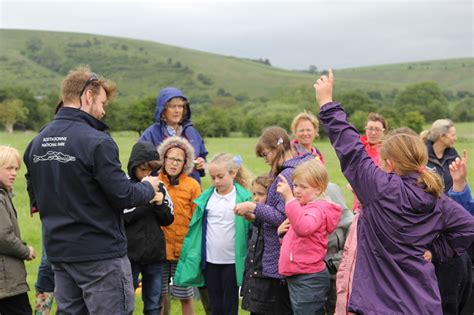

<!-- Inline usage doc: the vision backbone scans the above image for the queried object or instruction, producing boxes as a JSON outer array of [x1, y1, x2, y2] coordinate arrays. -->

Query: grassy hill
[[1, 29, 473, 103]]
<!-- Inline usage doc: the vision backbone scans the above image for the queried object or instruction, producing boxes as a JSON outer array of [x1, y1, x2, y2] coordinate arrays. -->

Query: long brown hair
[[256, 126, 291, 176], [380, 134, 444, 198]]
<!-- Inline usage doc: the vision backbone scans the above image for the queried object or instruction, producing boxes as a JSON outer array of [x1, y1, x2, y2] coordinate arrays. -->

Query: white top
[[206, 186, 237, 264]]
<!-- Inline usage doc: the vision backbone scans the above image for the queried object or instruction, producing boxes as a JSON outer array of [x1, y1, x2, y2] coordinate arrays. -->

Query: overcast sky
[[1, 0, 472, 70]]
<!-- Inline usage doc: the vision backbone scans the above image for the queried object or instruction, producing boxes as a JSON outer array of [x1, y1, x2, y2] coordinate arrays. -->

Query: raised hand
[[277, 219, 291, 236], [314, 68, 334, 108], [449, 150, 468, 192], [276, 174, 293, 202]]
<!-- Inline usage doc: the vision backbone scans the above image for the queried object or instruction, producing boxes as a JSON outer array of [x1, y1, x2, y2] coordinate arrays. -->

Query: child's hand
[[27, 246, 36, 260], [243, 213, 256, 222], [423, 250, 432, 262], [314, 68, 334, 108], [150, 192, 164, 205], [449, 150, 468, 192], [276, 175, 293, 202], [234, 201, 256, 217], [277, 219, 291, 236]]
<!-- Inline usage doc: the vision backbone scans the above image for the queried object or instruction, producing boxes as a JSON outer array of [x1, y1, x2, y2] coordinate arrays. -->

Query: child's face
[[134, 164, 153, 181], [209, 163, 236, 195], [164, 147, 186, 177], [252, 182, 267, 204], [0, 160, 19, 189], [293, 177, 322, 205]]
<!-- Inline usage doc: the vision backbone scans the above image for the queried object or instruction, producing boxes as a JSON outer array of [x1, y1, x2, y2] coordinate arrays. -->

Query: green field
[[2, 127, 474, 313]]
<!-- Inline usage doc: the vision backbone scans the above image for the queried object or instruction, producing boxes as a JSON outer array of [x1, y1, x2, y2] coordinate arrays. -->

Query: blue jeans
[[35, 224, 55, 293], [131, 262, 163, 315], [286, 268, 330, 315]]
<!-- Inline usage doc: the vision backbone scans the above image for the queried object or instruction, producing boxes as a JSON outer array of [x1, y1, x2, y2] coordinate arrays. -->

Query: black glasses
[[78, 73, 99, 109]]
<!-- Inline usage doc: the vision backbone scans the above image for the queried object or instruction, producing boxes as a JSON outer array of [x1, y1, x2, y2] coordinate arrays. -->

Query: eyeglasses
[[365, 127, 384, 133], [165, 157, 185, 164], [79, 73, 99, 109], [260, 150, 271, 158]]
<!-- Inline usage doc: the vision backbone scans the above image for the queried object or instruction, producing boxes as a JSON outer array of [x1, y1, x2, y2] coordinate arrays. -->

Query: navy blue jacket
[[24, 107, 155, 263], [140, 87, 208, 183]]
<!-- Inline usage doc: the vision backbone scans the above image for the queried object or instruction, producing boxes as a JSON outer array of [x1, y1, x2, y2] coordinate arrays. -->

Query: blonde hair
[[291, 159, 328, 193], [0, 146, 21, 169], [61, 66, 116, 105], [210, 153, 252, 190], [252, 174, 273, 191], [256, 126, 291, 176], [291, 111, 320, 138], [380, 134, 444, 198], [420, 119, 454, 143]]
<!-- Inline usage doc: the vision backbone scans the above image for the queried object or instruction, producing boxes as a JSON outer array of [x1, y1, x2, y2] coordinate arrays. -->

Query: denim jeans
[[35, 224, 55, 293], [286, 268, 330, 315], [131, 262, 163, 315]]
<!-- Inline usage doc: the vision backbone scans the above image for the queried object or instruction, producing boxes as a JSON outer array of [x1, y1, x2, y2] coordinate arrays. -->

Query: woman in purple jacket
[[235, 126, 313, 314], [314, 70, 474, 314]]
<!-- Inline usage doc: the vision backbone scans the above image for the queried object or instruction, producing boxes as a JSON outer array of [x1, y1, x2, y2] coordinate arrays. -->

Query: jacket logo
[[33, 151, 76, 163]]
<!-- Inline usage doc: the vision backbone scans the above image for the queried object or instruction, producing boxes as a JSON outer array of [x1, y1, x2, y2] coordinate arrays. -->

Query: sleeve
[[285, 200, 324, 237], [154, 183, 174, 227], [0, 200, 30, 259], [23, 141, 38, 215], [93, 137, 155, 210], [319, 102, 390, 206], [429, 195, 474, 262], [448, 185, 474, 215], [254, 172, 290, 227]]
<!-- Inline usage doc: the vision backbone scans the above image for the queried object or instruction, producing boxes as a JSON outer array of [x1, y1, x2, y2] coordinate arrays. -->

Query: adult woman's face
[[365, 120, 385, 145], [295, 120, 316, 148], [163, 98, 186, 127], [439, 126, 457, 148]]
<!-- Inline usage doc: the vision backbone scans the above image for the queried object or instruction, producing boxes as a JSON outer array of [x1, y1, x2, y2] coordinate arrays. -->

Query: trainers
[[35, 292, 54, 315]]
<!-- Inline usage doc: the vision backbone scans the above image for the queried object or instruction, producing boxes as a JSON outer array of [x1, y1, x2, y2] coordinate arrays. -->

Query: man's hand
[[314, 68, 334, 108], [449, 150, 468, 192], [27, 246, 36, 260], [276, 175, 294, 203], [141, 176, 160, 192], [194, 157, 206, 171], [234, 201, 257, 217]]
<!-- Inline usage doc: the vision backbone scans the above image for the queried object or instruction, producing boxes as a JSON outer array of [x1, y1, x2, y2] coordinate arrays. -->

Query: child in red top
[[277, 159, 341, 315]]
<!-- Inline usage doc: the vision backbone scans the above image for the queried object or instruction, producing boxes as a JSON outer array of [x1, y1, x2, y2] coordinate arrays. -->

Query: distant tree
[[217, 88, 231, 97], [308, 65, 318, 73], [452, 97, 474, 122], [402, 111, 425, 133], [348, 110, 369, 133], [243, 116, 262, 137], [336, 91, 377, 116], [197, 73, 213, 86], [0, 99, 28, 133], [127, 95, 156, 135], [26, 38, 42, 53], [395, 82, 447, 109]]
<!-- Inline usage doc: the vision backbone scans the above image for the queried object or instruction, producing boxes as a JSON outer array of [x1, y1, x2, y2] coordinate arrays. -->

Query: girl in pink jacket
[[276, 159, 342, 315]]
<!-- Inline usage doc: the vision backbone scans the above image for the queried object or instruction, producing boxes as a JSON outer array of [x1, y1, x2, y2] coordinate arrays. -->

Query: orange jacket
[[159, 172, 201, 261]]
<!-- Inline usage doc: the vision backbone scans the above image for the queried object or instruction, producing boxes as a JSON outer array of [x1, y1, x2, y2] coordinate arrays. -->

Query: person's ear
[[385, 159, 396, 172]]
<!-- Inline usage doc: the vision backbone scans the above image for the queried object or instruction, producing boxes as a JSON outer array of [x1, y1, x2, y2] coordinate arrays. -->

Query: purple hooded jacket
[[140, 87, 208, 183], [254, 153, 314, 278], [320, 102, 474, 314]]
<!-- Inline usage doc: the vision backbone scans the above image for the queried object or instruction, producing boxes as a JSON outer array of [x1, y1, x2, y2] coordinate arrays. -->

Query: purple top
[[320, 102, 474, 314], [254, 153, 314, 278]]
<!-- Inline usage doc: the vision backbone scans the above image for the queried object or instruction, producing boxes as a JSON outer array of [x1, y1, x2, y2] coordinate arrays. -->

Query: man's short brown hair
[[61, 66, 116, 105]]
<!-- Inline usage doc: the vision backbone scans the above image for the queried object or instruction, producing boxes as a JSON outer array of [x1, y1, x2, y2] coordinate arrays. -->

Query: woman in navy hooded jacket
[[314, 69, 474, 314], [140, 87, 208, 184]]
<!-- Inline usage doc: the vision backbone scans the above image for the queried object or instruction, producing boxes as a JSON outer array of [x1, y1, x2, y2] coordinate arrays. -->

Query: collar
[[165, 124, 182, 137], [55, 107, 109, 132], [212, 186, 236, 202]]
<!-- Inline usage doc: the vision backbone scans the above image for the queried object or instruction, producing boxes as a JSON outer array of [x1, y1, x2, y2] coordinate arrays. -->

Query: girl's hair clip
[[233, 155, 243, 166], [276, 137, 284, 145]]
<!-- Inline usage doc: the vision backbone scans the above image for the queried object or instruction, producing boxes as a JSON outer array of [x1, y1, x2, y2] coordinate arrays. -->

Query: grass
[[2, 129, 474, 313]]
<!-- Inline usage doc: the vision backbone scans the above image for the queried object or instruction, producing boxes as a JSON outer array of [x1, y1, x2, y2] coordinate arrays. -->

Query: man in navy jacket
[[24, 67, 161, 314]]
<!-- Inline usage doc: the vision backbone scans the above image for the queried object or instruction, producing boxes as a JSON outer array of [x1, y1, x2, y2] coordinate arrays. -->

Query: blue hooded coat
[[140, 87, 208, 183]]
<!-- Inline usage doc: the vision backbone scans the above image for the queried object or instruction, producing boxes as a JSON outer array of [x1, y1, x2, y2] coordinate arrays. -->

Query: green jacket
[[174, 183, 252, 287], [0, 187, 30, 299]]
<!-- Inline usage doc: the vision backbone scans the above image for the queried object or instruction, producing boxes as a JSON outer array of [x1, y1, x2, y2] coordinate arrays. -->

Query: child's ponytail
[[418, 167, 444, 199], [210, 153, 253, 190]]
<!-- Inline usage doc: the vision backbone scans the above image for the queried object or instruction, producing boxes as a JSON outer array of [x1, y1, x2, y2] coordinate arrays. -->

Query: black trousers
[[204, 263, 239, 315], [0, 293, 32, 315]]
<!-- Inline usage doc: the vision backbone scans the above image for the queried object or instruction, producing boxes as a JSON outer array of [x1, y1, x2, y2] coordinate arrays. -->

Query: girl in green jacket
[[174, 153, 252, 315]]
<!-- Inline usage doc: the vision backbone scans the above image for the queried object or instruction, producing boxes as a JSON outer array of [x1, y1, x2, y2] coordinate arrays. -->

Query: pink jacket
[[279, 199, 341, 276], [335, 213, 359, 315]]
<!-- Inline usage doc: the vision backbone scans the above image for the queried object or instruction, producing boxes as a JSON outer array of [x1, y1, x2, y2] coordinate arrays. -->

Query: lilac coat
[[254, 153, 314, 278], [320, 102, 474, 314]]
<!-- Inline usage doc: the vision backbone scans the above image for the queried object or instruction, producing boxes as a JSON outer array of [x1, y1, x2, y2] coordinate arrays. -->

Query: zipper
[[290, 251, 293, 262]]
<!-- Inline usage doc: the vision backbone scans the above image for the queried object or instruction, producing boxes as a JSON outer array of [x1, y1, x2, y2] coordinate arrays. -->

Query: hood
[[400, 174, 438, 214], [127, 141, 160, 180], [154, 87, 191, 123], [157, 136, 195, 176], [319, 200, 342, 234]]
